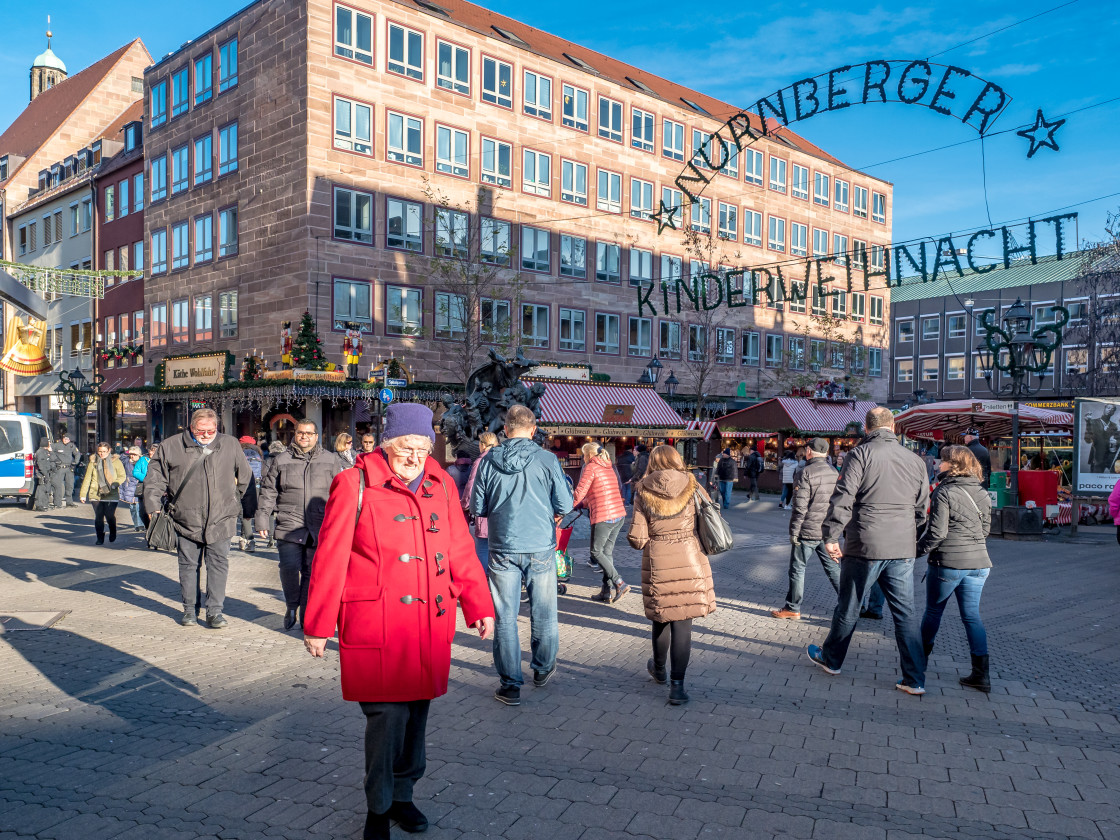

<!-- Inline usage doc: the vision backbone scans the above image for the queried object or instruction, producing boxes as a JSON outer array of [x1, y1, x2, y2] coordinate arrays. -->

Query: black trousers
[[277, 537, 316, 610], [92, 501, 118, 542], [651, 618, 693, 681], [360, 700, 430, 814]]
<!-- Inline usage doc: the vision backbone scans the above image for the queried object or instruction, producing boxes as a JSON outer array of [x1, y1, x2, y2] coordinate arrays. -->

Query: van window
[[27, 422, 49, 452], [0, 420, 21, 456]]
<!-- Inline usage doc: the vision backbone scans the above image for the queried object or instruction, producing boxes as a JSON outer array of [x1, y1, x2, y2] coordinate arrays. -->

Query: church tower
[[30, 17, 67, 102]]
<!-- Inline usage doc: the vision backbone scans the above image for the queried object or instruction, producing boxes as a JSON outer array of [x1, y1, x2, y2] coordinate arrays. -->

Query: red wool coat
[[303, 450, 494, 702]]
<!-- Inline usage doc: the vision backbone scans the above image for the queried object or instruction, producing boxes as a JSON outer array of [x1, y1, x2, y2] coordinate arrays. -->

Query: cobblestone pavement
[[1, 493, 1119, 840]]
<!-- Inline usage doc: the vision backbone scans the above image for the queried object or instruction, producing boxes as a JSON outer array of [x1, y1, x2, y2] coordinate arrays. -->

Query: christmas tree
[[290, 310, 328, 370]]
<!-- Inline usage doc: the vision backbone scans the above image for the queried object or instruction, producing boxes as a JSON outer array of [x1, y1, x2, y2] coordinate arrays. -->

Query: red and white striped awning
[[530, 380, 686, 427], [894, 399, 1073, 439], [685, 420, 718, 441], [772, 398, 880, 434], [720, 431, 771, 438]]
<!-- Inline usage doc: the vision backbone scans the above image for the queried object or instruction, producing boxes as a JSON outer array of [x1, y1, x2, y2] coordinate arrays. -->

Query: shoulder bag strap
[[168, 448, 211, 508]]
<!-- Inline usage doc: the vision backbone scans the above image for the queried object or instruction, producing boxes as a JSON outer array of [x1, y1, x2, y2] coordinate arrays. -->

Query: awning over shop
[[685, 420, 718, 441], [100, 368, 145, 394], [528, 378, 696, 437], [715, 397, 880, 436], [893, 399, 1073, 439]]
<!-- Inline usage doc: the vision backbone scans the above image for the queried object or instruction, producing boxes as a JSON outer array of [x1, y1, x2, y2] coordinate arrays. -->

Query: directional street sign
[[378, 388, 395, 404], [387, 378, 408, 388]]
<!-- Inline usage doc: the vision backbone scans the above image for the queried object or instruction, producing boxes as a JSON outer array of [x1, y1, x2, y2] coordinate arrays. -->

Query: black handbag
[[694, 490, 734, 556], [146, 449, 210, 552]]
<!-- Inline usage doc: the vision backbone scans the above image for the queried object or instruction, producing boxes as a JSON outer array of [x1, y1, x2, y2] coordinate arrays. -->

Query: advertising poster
[[1073, 397, 1120, 496]]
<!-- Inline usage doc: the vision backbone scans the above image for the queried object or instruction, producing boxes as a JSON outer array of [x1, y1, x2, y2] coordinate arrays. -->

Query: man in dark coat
[[255, 420, 343, 630], [52, 432, 80, 505], [615, 447, 635, 505], [962, 428, 992, 488], [714, 448, 738, 509], [143, 409, 252, 629], [33, 438, 58, 510], [807, 407, 931, 695], [743, 448, 763, 501]]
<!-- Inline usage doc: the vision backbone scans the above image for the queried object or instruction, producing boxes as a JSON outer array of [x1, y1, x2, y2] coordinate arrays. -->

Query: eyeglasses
[[294, 431, 317, 438], [193, 428, 217, 438], [392, 448, 430, 459]]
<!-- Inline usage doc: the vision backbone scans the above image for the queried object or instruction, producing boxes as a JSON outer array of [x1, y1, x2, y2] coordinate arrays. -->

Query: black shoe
[[591, 583, 611, 602], [364, 811, 390, 840], [207, 614, 228, 630], [669, 679, 690, 705], [959, 654, 991, 693], [494, 686, 521, 706], [95, 538, 104, 545], [533, 666, 556, 687], [283, 608, 298, 631], [108, 530, 117, 543], [265, 540, 275, 549], [611, 581, 631, 603], [388, 801, 428, 833], [647, 657, 667, 684], [179, 610, 196, 626], [859, 610, 882, 620]]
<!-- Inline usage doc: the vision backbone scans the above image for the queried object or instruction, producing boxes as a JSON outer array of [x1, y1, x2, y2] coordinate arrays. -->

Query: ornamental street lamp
[[664, 370, 679, 398], [976, 297, 1068, 506], [56, 366, 103, 451], [638, 356, 663, 384]]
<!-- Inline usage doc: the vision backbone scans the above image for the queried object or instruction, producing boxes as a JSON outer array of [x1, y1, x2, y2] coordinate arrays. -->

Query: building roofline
[[146, 0, 268, 73]]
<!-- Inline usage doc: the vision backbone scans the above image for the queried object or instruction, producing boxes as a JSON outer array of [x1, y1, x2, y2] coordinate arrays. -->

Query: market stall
[[893, 399, 1074, 440]]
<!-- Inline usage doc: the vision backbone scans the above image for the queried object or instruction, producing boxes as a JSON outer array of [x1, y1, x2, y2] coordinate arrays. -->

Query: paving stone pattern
[[1, 495, 1118, 839]]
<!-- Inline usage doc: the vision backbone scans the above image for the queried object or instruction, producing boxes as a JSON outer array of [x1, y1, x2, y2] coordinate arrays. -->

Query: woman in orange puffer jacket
[[573, 442, 630, 603]]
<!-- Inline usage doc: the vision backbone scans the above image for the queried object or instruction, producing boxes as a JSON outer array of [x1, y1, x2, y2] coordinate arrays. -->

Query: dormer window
[[0, 156, 8, 181], [124, 122, 141, 151], [92, 141, 102, 165], [38, 171, 48, 191]]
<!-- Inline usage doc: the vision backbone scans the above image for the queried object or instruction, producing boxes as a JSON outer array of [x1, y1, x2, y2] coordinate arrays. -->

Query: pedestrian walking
[[133, 444, 156, 528], [334, 432, 355, 466], [461, 431, 498, 568], [743, 447, 763, 501], [771, 438, 841, 620], [255, 420, 343, 630], [302, 402, 494, 840], [778, 452, 798, 509], [918, 445, 993, 693], [573, 442, 630, 604], [471, 404, 574, 707], [79, 442, 126, 544], [33, 437, 58, 510], [359, 432, 377, 454], [631, 443, 650, 488], [807, 407, 931, 695], [628, 444, 716, 705], [52, 432, 80, 506], [239, 436, 264, 551], [616, 447, 635, 505], [714, 447, 738, 509], [119, 446, 145, 531], [445, 449, 473, 504], [143, 408, 253, 629], [962, 428, 992, 488]]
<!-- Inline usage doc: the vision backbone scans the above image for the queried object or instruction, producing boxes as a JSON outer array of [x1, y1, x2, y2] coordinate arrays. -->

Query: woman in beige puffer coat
[[628, 444, 716, 705]]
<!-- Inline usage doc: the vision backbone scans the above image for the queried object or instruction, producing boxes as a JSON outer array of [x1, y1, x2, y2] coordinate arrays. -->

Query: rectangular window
[[523, 70, 551, 119], [870, 347, 882, 377], [151, 156, 167, 202], [482, 56, 512, 108], [813, 228, 829, 258], [434, 209, 468, 258], [812, 285, 827, 316], [133, 310, 145, 344], [791, 164, 809, 200], [194, 294, 213, 342], [688, 325, 707, 362], [628, 316, 652, 357], [720, 139, 739, 178], [851, 292, 866, 321], [218, 206, 238, 257], [630, 178, 653, 220], [834, 178, 849, 212], [872, 192, 887, 223], [171, 67, 189, 118], [194, 133, 213, 185], [716, 327, 735, 364], [853, 239, 867, 269], [741, 331, 760, 366], [105, 186, 115, 223], [790, 222, 807, 257], [386, 198, 422, 252], [769, 157, 787, 192], [334, 187, 373, 244], [219, 39, 238, 90], [789, 281, 807, 314], [744, 210, 762, 247], [213, 123, 237, 177], [871, 244, 885, 270], [898, 320, 914, 343], [334, 98, 372, 155], [946, 356, 965, 380], [850, 345, 866, 375], [691, 129, 713, 169], [522, 149, 551, 197], [480, 298, 511, 342], [171, 146, 188, 194], [522, 304, 550, 347], [171, 222, 189, 270], [813, 172, 830, 206], [69, 204, 79, 236], [481, 217, 510, 265], [171, 299, 189, 344], [561, 84, 588, 131], [436, 40, 469, 94], [435, 292, 467, 339], [598, 96, 623, 142], [830, 342, 847, 369], [630, 248, 652, 288], [661, 187, 683, 229], [660, 254, 682, 287], [870, 296, 884, 325], [559, 235, 587, 279], [809, 338, 826, 371], [854, 185, 868, 218], [194, 214, 214, 263], [118, 180, 129, 218], [335, 5, 373, 65], [833, 233, 848, 265], [744, 148, 763, 185], [767, 216, 785, 252], [690, 197, 711, 234], [631, 108, 654, 152], [386, 285, 422, 336], [133, 240, 145, 272], [118, 246, 129, 272], [151, 228, 167, 274], [150, 80, 167, 128], [921, 358, 939, 381], [481, 137, 512, 188], [788, 336, 806, 370], [922, 316, 940, 341], [436, 125, 469, 178], [561, 159, 588, 205], [333, 278, 372, 331], [765, 334, 783, 367], [150, 303, 167, 347], [387, 112, 423, 166], [219, 290, 237, 338], [521, 226, 550, 272], [596, 313, 620, 354], [387, 23, 423, 80], [947, 314, 966, 338], [718, 203, 737, 241], [194, 53, 213, 104], [596, 242, 621, 284], [662, 119, 684, 160], [132, 173, 144, 212], [659, 321, 681, 360], [596, 169, 621, 213]]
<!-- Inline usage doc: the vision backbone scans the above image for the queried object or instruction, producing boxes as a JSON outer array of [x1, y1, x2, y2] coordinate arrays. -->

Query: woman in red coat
[[302, 403, 494, 840]]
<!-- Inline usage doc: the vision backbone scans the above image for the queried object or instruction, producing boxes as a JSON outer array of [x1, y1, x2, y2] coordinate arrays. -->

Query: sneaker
[[533, 666, 556, 687], [859, 610, 883, 620], [494, 685, 521, 705], [770, 608, 801, 620], [206, 614, 229, 630], [586, 559, 602, 570], [806, 644, 841, 675], [896, 681, 925, 696], [179, 610, 196, 627]]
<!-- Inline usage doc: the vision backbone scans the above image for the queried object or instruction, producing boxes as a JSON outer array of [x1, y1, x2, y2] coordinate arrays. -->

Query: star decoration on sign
[[652, 199, 681, 235], [1017, 109, 1066, 159]]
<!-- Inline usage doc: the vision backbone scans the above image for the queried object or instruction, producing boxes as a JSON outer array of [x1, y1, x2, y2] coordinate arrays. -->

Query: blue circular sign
[[378, 388, 395, 404]]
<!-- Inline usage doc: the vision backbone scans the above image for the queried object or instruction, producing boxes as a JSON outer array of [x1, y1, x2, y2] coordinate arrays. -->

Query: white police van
[[0, 411, 54, 508]]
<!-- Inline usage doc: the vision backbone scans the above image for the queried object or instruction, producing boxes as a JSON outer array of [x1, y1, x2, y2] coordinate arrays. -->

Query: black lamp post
[[639, 356, 663, 385], [664, 370, 679, 398], [57, 366, 103, 452]]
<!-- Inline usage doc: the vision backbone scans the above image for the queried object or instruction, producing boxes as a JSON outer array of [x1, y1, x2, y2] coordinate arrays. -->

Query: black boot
[[669, 679, 689, 705], [959, 654, 990, 693], [387, 801, 428, 833], [283, 608, 298, 631], [363, 811, 390, 840], [647, 657, 667, 684], [591, 582, 611, 602]]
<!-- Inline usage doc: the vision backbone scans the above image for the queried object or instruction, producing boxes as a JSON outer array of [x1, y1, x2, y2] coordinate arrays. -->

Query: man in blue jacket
[[472, 404, 573, 707]]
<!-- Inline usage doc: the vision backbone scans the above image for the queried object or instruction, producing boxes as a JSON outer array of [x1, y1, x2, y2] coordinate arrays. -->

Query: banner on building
[[1073, 397, 1120, 497]]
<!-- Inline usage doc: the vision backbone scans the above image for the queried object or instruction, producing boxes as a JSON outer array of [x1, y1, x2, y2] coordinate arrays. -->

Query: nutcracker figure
[[280, 321, 293, 369], [342, 322, 364, 380]]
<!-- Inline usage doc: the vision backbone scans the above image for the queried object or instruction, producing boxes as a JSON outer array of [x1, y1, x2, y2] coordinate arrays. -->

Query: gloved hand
[[790, 535, 800, 546]]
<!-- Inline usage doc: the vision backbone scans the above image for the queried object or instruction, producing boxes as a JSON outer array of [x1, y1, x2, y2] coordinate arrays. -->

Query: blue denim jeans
[[621, 482, 633, 505], [783, 540, 841, 612], [820, 557, 926, 688], [920, 566, 990, 656], [780, 483, 794, 506], [473, 535, 490, 568], [718, 481, 734, 509], [489, 550, 559, 688], [863, 581, 885, 615]]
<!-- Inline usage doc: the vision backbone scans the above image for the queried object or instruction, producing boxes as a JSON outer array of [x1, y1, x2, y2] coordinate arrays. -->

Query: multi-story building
[[140, 0, 892, 439]]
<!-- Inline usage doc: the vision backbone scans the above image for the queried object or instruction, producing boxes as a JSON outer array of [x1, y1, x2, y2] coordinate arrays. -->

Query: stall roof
[[716, 397, 880, 435], [527, 378, 687, 428], [893, 399, 1073, 439]]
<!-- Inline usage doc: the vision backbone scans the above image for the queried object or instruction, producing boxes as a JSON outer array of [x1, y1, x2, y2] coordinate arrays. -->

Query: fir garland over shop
[[290, 310, 328, 370]]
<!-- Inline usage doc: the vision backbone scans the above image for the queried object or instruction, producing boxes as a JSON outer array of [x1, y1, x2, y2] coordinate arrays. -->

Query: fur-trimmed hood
[[637, 469, 697, 518]]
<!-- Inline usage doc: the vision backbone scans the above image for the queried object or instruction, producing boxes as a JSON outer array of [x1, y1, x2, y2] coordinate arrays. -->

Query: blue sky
[[4, 0, 1117, 249]]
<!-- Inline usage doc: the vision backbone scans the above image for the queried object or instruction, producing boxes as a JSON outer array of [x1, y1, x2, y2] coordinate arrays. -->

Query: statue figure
[[526, 382, 547, 419]]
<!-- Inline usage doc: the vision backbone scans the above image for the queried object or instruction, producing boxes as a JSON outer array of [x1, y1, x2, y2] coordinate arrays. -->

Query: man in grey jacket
[[807, 407, 931, 695], [144, 409, 252, 629], [255, 420, 343, 630], [472, 404, 573, 707], [771, 438, 840, 620]]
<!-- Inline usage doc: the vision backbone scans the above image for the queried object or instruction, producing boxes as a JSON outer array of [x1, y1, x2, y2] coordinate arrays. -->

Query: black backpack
[[716, 456, 735, 480]]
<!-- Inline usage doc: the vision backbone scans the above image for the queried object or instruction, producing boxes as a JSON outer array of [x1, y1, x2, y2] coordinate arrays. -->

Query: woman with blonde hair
[[79, 441, 127, 544], [333, 432, 355, 466], [628, 444, 716, 704], [461, 431, 499, 566], [918, 444, 993, 693], [573, 441, 629, 603]]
